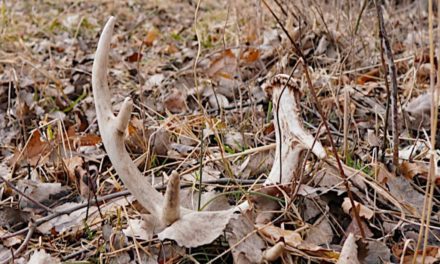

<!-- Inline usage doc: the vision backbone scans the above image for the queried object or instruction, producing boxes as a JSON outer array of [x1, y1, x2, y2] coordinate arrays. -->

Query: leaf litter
[[1, 0, 440, 263]]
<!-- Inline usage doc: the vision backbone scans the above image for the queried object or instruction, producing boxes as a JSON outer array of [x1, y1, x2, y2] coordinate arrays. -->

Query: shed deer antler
[[92, 17, 326, 247]]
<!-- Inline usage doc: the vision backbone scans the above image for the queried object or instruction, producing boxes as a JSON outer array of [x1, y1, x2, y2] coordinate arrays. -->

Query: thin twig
[[343, 88, 349, 161], [193, 0, 206, 211], [374, 0, 400, 170], [354, 0, 369, 35], [0, 176, 54, 213], [0, 221, 36, 263], [416, 0, 440, 261], [376, 6, 392, 163]]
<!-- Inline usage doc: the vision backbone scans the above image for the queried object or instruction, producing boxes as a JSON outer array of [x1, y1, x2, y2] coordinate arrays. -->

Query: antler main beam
[[92, 17, 167, 217]]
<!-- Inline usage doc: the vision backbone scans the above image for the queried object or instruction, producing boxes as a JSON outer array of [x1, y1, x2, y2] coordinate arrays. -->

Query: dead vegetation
[[0, 0, 440, 263]]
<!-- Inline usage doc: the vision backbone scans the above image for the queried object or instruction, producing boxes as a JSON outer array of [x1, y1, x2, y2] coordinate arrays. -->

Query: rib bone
[[92, 17, 326, 246]]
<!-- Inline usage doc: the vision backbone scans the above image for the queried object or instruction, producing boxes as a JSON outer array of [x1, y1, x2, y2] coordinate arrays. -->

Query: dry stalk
[[374, 0, 400, 170], [413, 0, 440, 262], [343, 87, 349, 161], [192, 0, 206, 211], [0, 176, 54, 213], [377, 21, 392, 163]]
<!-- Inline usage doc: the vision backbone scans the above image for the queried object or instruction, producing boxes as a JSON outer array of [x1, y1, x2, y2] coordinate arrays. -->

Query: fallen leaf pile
[[1, 0, 440, 263]]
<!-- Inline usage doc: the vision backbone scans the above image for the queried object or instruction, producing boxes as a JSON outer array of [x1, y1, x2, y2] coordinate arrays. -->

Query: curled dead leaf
[[342, 197, 374, 220], [164, 89, 187, 113], [257, 224, 302, 247], [401, 161, 429, 180]]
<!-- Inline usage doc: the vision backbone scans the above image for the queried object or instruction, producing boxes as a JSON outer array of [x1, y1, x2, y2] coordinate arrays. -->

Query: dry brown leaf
[[314, 162, 366, 191], [262, 242, 285, 262], [0, 228, 23, 247], [17, 180, 70, 213], [257, 224, 302, 247], [37, 197, 131, 234], [416, 63, 431, 80], [342, 197, 374, 220], [314, 35, 330, 56], [304, 216, 333, 245], [208, 93, 229, 109], [22, 130, 51, 166], [258, 224, 339, 261], [235, 149, 274, 179], [183, 189, 231, 211], [302, 197, 325, 221], [240, 48, 260, 64], [225, 214, 265, 263], [164, 89, 187, 113], [0, 245, 12, 263], [207, 49, 237, 78], [144, 28, 160, 46], [103, 224, 129, 263], [15, 90, 32, 121], [358, 240, 391, 263], [76, 134, 101, 147], [63, 156, 83, 183], [337, 233, 360, 264], [158, 210, 236, 247], [404, 92, 437, 129], [367, 129, 380, 148], [356, 68, 380, 85], [145, 74, 165, 89], [122, 218, 156, 241], [401, 161, 429, 180], [224, 131, 244, 152], [401, 246, 440, 264], [314, 163, 367, 192], [126, 119, 170, 156], [125, 52, 143, 62], [345, 217, 373, 238], [163, 43, 178, 55], [387, 176, 425, 216], [28, 249, 61, 264]]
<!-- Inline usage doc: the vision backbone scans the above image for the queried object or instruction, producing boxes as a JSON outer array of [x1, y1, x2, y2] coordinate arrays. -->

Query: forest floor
[[0, 0, 439, 263]]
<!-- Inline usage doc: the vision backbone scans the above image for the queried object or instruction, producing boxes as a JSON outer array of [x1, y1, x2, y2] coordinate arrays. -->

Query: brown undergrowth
[[0, 0, 439, 263]]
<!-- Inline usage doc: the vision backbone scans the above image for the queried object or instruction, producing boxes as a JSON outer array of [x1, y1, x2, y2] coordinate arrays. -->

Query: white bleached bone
[[262, 74, 326, 184], [92, 17, 326, 247]]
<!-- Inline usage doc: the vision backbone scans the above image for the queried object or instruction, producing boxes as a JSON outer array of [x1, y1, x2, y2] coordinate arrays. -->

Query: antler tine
[[92, 17, 166, 217], [92, 16, 116, 122]]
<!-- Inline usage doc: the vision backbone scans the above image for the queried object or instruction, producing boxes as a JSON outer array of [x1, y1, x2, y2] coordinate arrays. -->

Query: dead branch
[[374, 0, 400, 170], [0, 175, 54, 213]]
